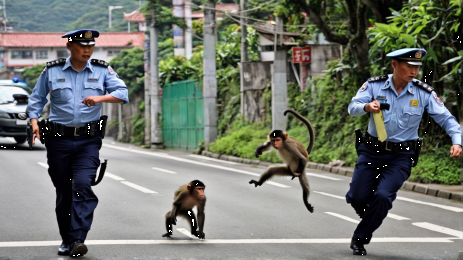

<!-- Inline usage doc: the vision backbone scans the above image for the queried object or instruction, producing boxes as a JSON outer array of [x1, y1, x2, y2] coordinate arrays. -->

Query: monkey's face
[[193, 186, 205, 199], [270, 137, 283, 150]]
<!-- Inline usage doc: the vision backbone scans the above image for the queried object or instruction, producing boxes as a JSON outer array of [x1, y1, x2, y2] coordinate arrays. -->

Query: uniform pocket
[[83, 82, 104, 97], [50, 83, 73, 103], [398, 106, 423, 128]]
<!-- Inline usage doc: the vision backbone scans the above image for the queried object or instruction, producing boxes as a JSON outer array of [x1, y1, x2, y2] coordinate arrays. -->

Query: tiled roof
[[123, 9, 145, 22], [0, 32, 145, 48]]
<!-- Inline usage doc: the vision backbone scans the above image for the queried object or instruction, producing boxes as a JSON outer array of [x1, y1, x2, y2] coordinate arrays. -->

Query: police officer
[[26, 29, 129, 257], [346, 48, 462, 256]]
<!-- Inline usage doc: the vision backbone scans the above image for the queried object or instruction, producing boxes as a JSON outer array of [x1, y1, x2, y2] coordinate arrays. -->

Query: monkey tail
[[299, 174, 314, 213], [283, 109, 315, 155]]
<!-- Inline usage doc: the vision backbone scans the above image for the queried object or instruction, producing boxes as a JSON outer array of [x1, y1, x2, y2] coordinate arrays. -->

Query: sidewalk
[[200, 151, 463, 204]]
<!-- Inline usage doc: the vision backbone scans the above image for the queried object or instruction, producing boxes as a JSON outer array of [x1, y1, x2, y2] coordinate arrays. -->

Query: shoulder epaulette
[[46, 58, 66, 68], [412, 80, 433, 93], [368, 75, 388, 82], [91, 59, 109, 68]]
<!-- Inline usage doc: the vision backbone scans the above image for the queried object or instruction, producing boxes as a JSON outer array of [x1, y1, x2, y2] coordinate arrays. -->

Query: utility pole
[[150, 10, 163, 148], [184, 0, 193, 58], [272, 16, 288, 131], [203, 0, 217, 149], [239, 0, 247, 117]]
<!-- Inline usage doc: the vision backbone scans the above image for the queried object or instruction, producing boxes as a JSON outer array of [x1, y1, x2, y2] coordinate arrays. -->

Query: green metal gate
[[162, 79, 204, 151]]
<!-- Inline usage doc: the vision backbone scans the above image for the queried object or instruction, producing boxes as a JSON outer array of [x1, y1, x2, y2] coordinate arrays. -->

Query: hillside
[[5, 0, 141, 32]]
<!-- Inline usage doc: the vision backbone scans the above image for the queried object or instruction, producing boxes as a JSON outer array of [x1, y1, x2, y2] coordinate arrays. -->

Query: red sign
[[292, 46, 311, 63]]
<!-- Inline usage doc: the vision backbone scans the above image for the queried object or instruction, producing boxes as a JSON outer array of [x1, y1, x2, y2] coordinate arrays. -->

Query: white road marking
[[325, 212, 360, 224], [396, 197, 463, 213], [387, 213, 410, 220], [120, 181, 158, 194], [176, 228, 199, 239], [413, 222, 463, 238], [314, 190, 463, 213], [152, 167, 177, 174], [313, 191, 345, 200], [103, 143, 289, 188], [0, 237, 456, 247], [37, 162, 48, 168], [307, 173, 341, 180], [189, 154, 238, 164], [105, 172, 125, 181]]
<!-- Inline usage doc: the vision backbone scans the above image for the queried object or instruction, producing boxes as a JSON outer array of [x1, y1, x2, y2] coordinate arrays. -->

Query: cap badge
[[85, 31, 92, 39], [415, 51, 422, 59]]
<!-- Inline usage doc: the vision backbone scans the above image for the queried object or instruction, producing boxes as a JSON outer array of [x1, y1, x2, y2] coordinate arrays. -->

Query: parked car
[[0, 79, 31, 144]]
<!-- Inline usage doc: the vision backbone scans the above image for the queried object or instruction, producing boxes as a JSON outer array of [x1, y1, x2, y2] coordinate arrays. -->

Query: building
[[123, 9, 147, 32], [0, 32, 145, 79]]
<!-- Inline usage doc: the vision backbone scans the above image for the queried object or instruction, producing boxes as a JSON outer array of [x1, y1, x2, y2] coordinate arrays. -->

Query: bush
[[410, 145, 461, 185]]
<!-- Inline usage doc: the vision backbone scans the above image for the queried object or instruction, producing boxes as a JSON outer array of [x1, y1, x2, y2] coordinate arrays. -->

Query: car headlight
[[0, 112, 12, 119]]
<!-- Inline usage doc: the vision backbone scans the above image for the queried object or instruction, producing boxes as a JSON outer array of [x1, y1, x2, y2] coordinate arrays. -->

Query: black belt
[[45, 120, 102, 137], [363, 133, 417, 152]]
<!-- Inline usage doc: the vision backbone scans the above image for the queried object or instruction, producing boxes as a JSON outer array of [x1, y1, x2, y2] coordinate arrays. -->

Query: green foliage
[[209, 119, 281, 162], [9, 0, 140, 32], [410, 145, 461, 185], [130, 102, 146, 145], [23, 64, 45, 88], [109, 47, 145, 95]]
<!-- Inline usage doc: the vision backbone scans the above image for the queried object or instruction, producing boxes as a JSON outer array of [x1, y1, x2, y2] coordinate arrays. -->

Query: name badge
[[88, 78, 99, 82], [377, 95, 387, 100], [410, 100, 419, 107], [57, 78, 65, 82]]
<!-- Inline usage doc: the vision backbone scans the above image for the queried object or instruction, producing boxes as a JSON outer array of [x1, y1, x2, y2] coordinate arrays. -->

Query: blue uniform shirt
[[27, 57, 129, 127], [348, 74, 461, 145]]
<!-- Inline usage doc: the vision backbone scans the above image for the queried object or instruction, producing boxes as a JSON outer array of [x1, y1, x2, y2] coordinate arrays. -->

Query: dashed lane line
[[314, 190, 463, 213], [152, 167, 177, 174], [0, 237, 456, 247], [412, 222, 463, 238], [307, 173, 341, 180], [325, 212, 359, 224], [103, 143, 289, 188], [120, 181, 158, 194], [188, 154, 238, 165]]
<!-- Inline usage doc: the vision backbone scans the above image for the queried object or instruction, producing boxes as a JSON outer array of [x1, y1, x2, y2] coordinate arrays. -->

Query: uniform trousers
[[346, 142, 414, 244], [45, 135, 102, 243]]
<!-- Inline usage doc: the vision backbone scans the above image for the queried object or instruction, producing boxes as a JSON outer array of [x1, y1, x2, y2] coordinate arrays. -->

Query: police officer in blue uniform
[[346, 48, 462, 256], [26, 29, 129, 257]]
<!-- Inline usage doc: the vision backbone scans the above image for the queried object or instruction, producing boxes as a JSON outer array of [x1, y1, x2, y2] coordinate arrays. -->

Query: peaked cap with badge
[[62, 29, 100, 45], [386, 48, 427, 66]]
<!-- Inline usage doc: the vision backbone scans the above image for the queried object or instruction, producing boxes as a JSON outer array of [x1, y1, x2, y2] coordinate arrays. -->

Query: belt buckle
[[384, 141, 392, 151], [74, 127, 80, 136]]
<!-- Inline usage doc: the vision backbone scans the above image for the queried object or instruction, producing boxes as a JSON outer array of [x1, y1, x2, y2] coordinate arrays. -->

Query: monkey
[[249, 108, 315, 213], [162, 180, 206, 239]]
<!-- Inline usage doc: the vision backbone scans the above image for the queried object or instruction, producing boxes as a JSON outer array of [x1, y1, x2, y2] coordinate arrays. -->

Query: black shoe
[[70, 240, 88, 257], [350, 239, 367, 255], [57, 242, 70, 256]]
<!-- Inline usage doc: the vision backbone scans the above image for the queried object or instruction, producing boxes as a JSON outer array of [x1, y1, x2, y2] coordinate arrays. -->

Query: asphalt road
[[0, 137, 462, 260]]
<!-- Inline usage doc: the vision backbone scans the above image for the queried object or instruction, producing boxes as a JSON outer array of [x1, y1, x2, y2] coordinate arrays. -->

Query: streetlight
[[108, 6, 123, 28]]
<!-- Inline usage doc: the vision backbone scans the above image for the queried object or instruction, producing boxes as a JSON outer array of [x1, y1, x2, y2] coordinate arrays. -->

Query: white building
[[0, 32, 145, 79]]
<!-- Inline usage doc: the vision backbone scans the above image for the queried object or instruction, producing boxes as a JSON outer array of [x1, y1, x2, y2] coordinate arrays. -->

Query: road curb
[[200, 151, 462, 203]]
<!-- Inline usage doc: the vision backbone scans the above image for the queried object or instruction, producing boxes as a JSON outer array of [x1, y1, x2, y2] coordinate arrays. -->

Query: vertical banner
[[173, 0, 185, 56]]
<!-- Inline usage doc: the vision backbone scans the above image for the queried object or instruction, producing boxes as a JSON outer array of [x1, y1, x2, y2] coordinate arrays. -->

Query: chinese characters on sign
[[292, 46, 311, 63]]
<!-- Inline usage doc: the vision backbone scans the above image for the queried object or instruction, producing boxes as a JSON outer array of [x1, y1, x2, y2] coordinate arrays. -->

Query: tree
[[282, 0, 403, 76]]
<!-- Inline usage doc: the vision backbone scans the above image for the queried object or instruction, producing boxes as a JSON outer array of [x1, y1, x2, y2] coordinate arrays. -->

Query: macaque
[[250, 109, 315, 212], [162, 180, 206, 239]]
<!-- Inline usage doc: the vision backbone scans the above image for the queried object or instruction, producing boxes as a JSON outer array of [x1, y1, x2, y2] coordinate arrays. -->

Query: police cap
[[386, 48, 427, 65], [62, 29, 100, 46]]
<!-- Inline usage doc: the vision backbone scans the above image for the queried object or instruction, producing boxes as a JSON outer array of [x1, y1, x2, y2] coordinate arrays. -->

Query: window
[[260, 45, 274, 52], [36, 50, 48, 59], [57, 50, 69, 59], [108, 50, 121, 56], [11, 51, 33, 59]]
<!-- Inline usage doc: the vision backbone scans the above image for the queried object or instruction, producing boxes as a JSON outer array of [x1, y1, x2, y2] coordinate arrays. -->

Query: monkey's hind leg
[[162, 211, 174, 238], [249, 165, 292, 187]]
